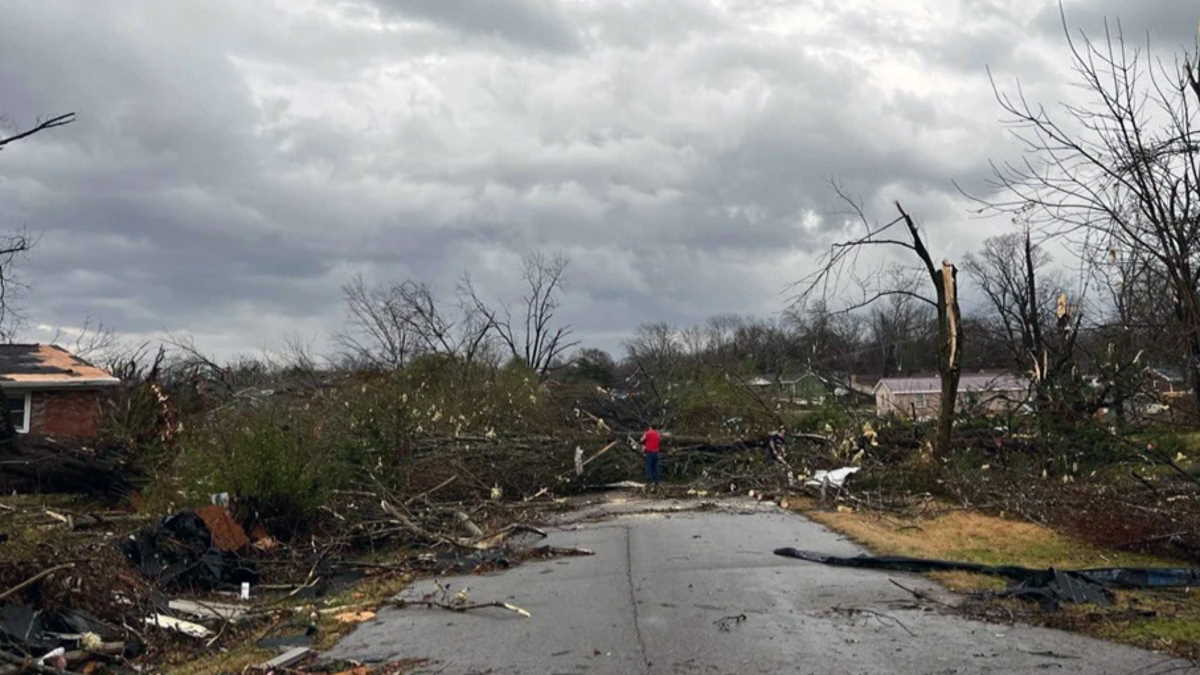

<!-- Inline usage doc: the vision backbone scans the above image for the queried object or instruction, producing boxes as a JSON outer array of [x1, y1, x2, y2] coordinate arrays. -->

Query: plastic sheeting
[[805, 467, 860, 488], [773, 548, 1200, 609], [0, 603, 131, 656], [120, 511, 258, 591]]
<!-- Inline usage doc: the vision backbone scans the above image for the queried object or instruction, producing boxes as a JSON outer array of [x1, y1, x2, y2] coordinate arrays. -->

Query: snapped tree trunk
[[936, 261, 962, 455], [896, 203, 962, 454]]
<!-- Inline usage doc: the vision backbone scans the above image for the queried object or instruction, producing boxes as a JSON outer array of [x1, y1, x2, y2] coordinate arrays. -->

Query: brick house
[[0, 344, 120, 439], [874, 373, 1029, 419]]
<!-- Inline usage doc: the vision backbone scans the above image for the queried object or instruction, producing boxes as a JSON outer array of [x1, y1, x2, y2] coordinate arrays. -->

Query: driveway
[[325, 495, 1194, 674]]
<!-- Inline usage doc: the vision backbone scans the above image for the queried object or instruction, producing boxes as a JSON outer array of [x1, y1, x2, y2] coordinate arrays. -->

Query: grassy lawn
[[795, 501, 1200, 660]]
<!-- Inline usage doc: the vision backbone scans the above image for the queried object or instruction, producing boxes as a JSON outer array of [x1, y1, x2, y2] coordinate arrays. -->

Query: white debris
[[805, 466, 860, 488]]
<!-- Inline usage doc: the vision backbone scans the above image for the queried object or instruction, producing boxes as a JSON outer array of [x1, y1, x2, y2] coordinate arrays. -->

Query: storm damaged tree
[[796, 190, 962, 454], [1086, 245, 1178, 421], [962, 229, 1080, 406], [979, 12, 1200, 408], [465, 251, 578, 378]]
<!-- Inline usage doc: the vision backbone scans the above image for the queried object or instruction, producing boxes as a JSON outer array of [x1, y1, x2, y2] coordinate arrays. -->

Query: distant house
[[0, 344, 120, 438], [746, 371, 839, 405], [874, 373, 1029, 418], [1146, 368, 1187, 397], [847, 374, 879, 398]]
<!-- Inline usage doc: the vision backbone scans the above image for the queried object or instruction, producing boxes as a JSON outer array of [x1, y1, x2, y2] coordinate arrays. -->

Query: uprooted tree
[[796, 189, 962, 454], [979, 11, 1200, 409]]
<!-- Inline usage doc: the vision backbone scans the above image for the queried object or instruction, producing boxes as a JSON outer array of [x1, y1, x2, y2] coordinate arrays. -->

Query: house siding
[[876, 386, 942, 418], [29, 389, 104, 438], [875, 384, 1024, 418]]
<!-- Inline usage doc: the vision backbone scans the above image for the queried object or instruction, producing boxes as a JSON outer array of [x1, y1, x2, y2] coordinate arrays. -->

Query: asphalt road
[[325, 496, 1194, 674]]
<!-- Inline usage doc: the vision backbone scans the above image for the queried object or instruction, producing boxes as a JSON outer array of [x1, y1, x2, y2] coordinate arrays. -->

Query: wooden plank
[[144, 613, 213, 638], [259, 647, 313, 669], [168, 599, 249, 622]]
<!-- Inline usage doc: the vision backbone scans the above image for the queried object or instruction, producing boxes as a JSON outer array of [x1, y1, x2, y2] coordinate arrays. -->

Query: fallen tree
[[0, 436, 142, 500]]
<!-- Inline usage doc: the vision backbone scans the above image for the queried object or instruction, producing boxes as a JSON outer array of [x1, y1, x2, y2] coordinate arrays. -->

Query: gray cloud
[[368, 0, 581, 52], [0, 0, 1190, 360], [1036, 1, 1199, 51]]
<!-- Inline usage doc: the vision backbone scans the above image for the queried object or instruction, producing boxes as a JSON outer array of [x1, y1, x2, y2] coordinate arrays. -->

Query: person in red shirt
[[640, 426, 661, 486]]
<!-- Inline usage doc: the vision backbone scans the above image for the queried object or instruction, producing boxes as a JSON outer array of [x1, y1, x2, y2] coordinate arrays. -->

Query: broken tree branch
[[0, 113, 75, 149], [0, 563, 75, 602], [393, 597, 532, 618]]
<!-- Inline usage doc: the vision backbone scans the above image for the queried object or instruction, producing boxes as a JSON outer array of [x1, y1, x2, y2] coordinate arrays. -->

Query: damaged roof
[[875, 373, 1028, 395], [0, 344, 120, 389]]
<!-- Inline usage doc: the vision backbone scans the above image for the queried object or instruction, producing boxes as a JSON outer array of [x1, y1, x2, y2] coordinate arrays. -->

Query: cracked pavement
[[324, 496, 1195, 674]]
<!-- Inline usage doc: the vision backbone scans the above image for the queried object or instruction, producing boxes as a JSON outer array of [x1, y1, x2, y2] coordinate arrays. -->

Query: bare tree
[[1084, 246, 1176, 420], [623, 321, 685, 426], [866, 280, 937, 378], [0, 112, 74, 338], [337, 275, 494, 370], [783, 300, 869, 375], [45, 317, 121, 363], [465, 251, 578, 377], [796, 189, 962, 454], [978, 9, 1200, 406], [0, 230, 33, 340], [625, 321, 684, 374], [337, 275, 413, 369], [704, 314, 742, 362], [962, 230, 1081, 396]]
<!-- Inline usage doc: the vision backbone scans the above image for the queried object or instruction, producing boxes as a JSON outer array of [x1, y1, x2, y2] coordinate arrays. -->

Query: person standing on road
[[641, 425, 661, 486]]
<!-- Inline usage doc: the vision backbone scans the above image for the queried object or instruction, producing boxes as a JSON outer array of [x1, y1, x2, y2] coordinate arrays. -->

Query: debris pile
[[0, 436, 142, 500], [120, 510, 258, 590], [0, 463, 603, 673]]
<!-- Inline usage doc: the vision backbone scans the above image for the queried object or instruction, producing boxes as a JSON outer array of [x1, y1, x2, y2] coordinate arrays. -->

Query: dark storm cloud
[[0, 0, 1190, 358], [1036, 1, 1199, 51], [368, 0, 581, 52]]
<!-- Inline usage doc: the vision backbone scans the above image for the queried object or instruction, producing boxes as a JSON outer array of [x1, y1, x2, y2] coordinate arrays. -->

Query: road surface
[[326, 495, 1193, 674]]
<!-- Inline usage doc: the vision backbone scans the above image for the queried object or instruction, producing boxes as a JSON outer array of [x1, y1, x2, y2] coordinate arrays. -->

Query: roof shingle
[[0, 344, 119, 389]]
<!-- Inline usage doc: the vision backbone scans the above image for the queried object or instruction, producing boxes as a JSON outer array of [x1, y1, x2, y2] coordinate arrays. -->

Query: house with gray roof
[[873, 373, 1029, 418]]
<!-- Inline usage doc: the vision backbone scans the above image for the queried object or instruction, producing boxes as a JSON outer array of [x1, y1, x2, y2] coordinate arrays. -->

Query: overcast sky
[[0, 0, 1195, 361]]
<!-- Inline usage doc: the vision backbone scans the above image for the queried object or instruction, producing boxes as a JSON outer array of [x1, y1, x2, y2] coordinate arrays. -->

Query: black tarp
[[120, 511, 258, 591], [0, 604, 131, 656], [773, 548, 1200, 609]]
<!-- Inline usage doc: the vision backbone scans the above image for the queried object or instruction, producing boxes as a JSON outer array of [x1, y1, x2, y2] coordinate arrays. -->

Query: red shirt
[[641, 428, 661, 453]]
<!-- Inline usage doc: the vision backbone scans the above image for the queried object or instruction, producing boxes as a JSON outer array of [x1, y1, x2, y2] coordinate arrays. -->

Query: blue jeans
[[644, 452, 661, 483]]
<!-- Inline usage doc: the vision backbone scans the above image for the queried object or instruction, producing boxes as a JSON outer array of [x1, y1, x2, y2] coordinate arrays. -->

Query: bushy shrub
[[672, 374, 778, 435], [793, 403, 854, 434], [173, 403, 353, 535]]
